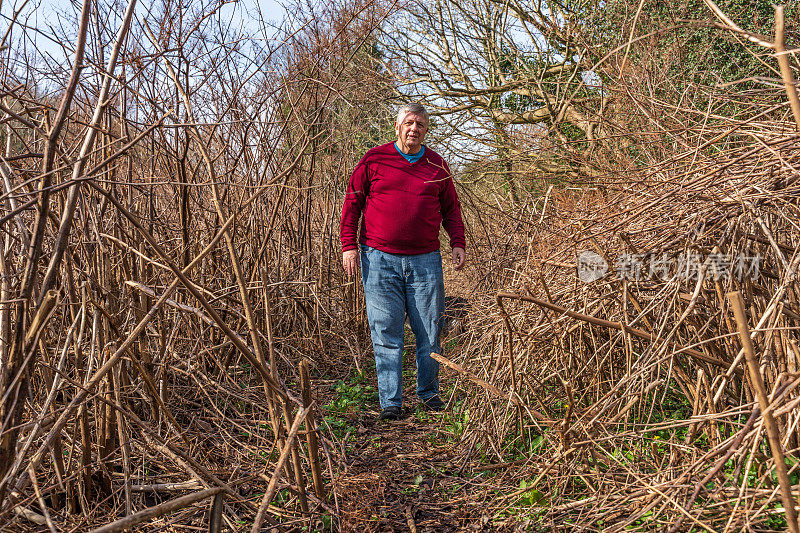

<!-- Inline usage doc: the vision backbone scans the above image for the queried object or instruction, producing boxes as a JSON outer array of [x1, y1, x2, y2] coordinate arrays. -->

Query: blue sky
[[1, 0, 286, 64]]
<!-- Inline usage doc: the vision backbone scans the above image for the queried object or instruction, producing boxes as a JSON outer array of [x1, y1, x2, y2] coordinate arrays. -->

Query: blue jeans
[[360, 245, 444, 409]]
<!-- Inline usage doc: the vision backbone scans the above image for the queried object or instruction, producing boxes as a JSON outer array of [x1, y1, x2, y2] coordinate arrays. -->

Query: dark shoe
[[379, 406, 402, 421], [421, 396, 445, 411]]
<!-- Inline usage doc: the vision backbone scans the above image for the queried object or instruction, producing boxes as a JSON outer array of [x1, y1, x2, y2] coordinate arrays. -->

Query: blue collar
[[395, 143, 425, 163]]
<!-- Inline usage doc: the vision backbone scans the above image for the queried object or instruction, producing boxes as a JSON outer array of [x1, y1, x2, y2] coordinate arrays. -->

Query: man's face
[[395, 112, 428, 152]]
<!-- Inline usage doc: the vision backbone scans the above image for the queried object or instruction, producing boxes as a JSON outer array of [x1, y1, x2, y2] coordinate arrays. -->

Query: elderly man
[[340, 103, 466, 421]]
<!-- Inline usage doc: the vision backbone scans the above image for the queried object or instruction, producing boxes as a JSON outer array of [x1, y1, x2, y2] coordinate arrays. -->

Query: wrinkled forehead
[[397, 112, 428, 127]]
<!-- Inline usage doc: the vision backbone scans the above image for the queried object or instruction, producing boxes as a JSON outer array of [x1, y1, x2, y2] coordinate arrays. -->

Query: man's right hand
[[342, 249, 359, 277]]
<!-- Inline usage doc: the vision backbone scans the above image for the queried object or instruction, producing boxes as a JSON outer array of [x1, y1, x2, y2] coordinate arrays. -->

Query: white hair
[[396, 103, 429, 125]]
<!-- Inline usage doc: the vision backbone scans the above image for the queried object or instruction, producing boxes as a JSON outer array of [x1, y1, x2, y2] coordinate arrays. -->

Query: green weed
[[516, 479, 546, 507], [403, 474, 424, 495], [324, 373, 377, 415], [441, 406, 469, 440], [322, 372, 377, 438]]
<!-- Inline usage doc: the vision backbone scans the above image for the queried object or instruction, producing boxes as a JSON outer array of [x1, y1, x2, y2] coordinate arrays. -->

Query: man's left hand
[[452, 247, 466, 270]]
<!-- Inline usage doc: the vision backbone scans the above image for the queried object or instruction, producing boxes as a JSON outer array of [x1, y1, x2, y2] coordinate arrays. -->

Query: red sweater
[[340, 142, 466, 255]]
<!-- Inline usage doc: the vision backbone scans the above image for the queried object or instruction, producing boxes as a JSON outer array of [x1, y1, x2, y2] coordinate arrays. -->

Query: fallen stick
[[12, 506, 46, 526], [728, 291, 799, 533], [252, 406, 310, 533], [430, 352, 549, 422], [405, 506, 418, 533], [128, 480, 204, 492], [88, 487, 224, 533]]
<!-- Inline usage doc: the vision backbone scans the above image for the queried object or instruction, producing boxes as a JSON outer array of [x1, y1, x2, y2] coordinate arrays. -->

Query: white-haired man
[[340, 103, 466, 421]]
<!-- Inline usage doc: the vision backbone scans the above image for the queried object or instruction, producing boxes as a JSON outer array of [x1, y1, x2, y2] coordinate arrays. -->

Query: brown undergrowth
[[7, 0, 800, 531], [443, 90, 800, 533]]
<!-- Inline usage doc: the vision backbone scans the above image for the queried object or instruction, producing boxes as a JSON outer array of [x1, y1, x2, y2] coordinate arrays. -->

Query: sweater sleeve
[[439, 161, 466, 250], [340, 155, 370, 252]]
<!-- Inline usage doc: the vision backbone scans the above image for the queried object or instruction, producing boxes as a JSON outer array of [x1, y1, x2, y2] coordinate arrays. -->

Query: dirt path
[[317, 356, 496, 532], [332, 412, 492, 531]]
